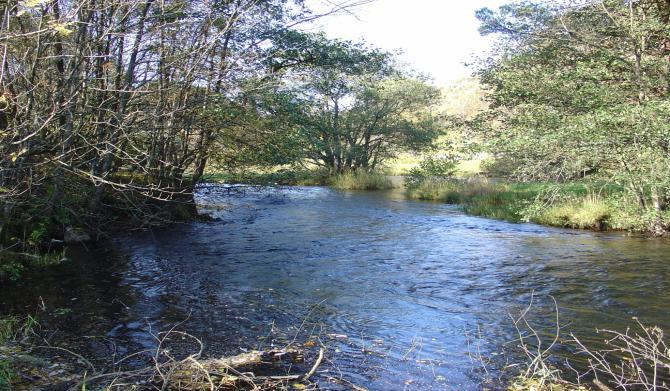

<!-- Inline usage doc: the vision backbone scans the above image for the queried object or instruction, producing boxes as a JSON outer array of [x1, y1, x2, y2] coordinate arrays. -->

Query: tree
[[0, 0, 372, 248], [204, 32, 443, 175], [276, 34, 441, 174], [471, 0, 670, 233]]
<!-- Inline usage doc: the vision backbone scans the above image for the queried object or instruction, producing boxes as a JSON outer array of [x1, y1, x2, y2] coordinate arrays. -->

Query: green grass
[[408, 178, 532, 221], [328, 171, 395, 190], [0, 250, 66, 282], [0, 315, 37, 390], [0, 316, 37, 345], [204, 168, 396, 191], [0, 359, 12, 391], [405, 178, 660, 231], [535, 194, 611, 230]]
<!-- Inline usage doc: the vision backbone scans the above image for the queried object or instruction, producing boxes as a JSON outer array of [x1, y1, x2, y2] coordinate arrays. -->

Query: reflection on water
[[1, 185, 670, 389]]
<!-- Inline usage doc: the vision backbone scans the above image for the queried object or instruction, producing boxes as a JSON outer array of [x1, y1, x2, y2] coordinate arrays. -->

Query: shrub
[[405, 156, 459, 189]]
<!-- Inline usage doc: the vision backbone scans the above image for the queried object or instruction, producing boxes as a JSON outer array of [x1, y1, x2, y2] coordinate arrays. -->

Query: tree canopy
[[211, 32, 442, 175]]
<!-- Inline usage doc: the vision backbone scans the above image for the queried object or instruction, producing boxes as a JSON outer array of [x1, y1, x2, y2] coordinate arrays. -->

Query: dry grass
[[470, 294, 670, 391]]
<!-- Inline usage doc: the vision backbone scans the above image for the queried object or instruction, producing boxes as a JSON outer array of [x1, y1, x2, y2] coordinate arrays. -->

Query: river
[[1, 185, 669, 390]]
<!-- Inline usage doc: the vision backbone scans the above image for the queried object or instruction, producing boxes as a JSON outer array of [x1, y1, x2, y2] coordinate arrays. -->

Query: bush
[[480, 156, 518, 178], [405, 156, 459, 189]]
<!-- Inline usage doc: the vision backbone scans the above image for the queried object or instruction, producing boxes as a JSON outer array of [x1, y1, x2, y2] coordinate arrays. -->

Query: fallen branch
[[302, 348, 324, 382], [166, 349, 305, 390]]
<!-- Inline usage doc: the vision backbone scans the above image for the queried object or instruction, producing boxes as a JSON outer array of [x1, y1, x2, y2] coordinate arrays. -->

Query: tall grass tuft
[[536, 193, 612, 230], [329, 171, 394, 190], [0, 315, 37, 389], [407, 179, 623, 230]]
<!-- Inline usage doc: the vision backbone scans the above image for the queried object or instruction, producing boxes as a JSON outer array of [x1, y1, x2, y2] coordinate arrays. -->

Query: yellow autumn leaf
[[51, 22, 74, 37], [21, 0, 49, 8]]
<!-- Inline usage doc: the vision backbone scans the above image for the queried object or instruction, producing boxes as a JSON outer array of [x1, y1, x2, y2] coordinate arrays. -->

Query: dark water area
[[1, 185, 670, 390]]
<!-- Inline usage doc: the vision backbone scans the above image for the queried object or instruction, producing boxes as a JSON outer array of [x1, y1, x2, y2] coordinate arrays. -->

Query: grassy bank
[[406, 178, 667, 232], [328, 171, 395, 190]]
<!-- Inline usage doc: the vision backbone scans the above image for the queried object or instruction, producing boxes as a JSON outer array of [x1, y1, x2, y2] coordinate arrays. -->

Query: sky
[[304, 0, 509, 86]]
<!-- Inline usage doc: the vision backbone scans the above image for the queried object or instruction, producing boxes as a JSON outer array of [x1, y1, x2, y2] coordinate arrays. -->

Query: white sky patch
[[303, 0, 509, 86]]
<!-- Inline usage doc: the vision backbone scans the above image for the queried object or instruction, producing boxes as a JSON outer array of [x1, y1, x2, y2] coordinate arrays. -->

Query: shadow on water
[[1, 184, 670, 389]]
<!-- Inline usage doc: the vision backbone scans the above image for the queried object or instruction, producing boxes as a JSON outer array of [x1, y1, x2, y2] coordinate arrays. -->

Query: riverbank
[[0, 313, 325, 391], [3, 305, 667, 391], [0, 173, 201, 282], [406, 178, 669, 233], [202, 168, 669, 234]]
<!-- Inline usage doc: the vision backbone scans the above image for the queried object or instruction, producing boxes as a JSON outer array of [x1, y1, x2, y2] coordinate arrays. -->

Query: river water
[[1, 185, 669, 390]]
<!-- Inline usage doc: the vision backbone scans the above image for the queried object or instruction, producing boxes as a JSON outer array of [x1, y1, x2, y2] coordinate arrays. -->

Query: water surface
[[2, 185, 669, 390]]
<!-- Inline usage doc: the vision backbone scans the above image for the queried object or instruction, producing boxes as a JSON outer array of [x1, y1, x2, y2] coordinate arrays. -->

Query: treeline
[[466, 0, 670, 234], [0, 0, 312, 245], [0, 0, 441, 250]]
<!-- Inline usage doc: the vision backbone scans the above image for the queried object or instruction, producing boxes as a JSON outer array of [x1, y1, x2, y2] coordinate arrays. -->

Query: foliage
[[328, 171, 394, 190], [0, 261, 23, 283], [405, 156, 459, 189], [0, 359, 12, 391], [0, 0, 383, 253], [439, 77, 489, 119], [0, 249, 66, 282], [0, 316, 36, 345], [0, 315, 38, 390], [237, 33, 443, 175], [480, 156, 518, 178], [470, 0, 670, 234], [0, 315, 39, 391]]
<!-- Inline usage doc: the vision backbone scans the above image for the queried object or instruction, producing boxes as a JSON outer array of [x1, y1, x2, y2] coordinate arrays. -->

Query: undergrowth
[[0, 315, 38, 390]]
